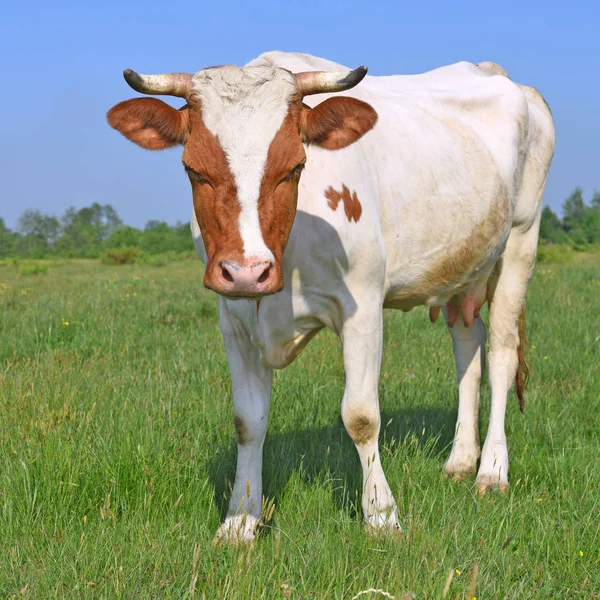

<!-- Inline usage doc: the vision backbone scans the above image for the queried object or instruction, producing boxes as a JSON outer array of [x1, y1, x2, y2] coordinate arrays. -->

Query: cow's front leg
[[340, 308, 400, 532], [215, 303, 272, 544]]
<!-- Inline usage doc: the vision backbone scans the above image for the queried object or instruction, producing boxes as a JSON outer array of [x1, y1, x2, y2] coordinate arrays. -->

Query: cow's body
[[109, 51, 555, 542], [192, 52, 552, 363]]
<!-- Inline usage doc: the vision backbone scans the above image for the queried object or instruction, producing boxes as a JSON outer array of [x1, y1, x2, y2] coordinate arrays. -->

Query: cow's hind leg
[[477, 227, 537, 493], [214, 302, 273, 543], [444, 314, 486, 479], [340, 307, 400, 532]]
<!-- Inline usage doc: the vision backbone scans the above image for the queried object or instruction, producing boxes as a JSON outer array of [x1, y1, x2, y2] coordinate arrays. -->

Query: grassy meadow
[[0, 253, 599, 599]]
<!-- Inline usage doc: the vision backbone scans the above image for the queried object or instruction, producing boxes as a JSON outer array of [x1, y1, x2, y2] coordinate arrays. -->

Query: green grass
[[0, 255, 599, 599]]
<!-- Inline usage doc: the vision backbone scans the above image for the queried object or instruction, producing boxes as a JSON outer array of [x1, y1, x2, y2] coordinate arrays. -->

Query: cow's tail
[[515, 306, 529, 412]]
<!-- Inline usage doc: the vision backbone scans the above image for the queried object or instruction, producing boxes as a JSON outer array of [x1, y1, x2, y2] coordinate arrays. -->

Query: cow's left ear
[[299, 97, 378, 150]]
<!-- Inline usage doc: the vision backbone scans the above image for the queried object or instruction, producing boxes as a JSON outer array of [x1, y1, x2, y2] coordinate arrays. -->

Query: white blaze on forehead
[[192, 65, 296, 261]]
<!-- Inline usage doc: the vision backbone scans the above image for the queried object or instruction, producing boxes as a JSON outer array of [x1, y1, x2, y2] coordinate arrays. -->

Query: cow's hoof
[[365, 521, 403, 538], [475, 474, 509, 495], [364, 507, 403, 536], [443, 458, 478, 481], [213, 514, 259, 545], [444, 443, 480, 481]]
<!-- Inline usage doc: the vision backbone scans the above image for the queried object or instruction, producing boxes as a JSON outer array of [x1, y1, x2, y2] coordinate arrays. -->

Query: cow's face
[[108, 64, 377, 298]]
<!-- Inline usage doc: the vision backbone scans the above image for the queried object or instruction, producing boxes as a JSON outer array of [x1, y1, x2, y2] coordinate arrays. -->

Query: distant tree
[[539, 206, 571, 245], [55, 204, 122, 257], [105, 225, 143, 248], [582, 206, 600, 244], [560, 189, 600, 245], [585, 190, 600, 244], [0, 218, 18, 258], [17, 209, 61, 257], [173, 221, 194, 251], [73, 203, 122, 242], [144, 220, 162, 232], [569, 227, 588, 246], [140, 220, 192, 254], [562, 188, 588, 232], [3, 204, 197, 258]]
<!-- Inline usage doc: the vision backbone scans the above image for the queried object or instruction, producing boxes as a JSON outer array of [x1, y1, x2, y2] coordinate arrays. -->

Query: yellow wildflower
[[62, 321, 69, 326], [579, 550, 583, 557], [455, 569, 461, 575]]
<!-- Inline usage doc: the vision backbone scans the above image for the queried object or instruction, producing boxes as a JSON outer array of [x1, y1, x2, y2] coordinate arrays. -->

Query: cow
[[107, 51, 555, 543]]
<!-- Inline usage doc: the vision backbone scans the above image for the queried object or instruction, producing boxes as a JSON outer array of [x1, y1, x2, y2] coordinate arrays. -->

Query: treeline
[[540, 188, 600, 247], [0, 204, 193, 259], [1, 188, 599, 260]]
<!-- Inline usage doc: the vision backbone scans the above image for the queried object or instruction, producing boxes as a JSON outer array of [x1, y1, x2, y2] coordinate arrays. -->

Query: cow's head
[[107, 62, 377, 298]]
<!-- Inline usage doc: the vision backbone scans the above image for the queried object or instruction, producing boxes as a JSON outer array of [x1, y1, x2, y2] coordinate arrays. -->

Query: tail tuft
[[516, 307, 530, 412]]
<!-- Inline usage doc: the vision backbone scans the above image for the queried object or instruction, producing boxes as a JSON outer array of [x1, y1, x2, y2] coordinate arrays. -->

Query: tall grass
[[0, 256, 598, 598]]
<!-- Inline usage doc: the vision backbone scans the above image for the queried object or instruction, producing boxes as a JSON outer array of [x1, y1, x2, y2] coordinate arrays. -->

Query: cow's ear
[[107, 97, 189, 150], [299, 97, 378, 150]]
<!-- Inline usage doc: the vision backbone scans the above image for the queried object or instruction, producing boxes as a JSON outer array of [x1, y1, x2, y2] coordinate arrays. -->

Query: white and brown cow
[[108, 51, 555, 542]]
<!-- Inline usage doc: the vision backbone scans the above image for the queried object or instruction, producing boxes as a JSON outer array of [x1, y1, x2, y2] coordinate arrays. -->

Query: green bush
[[19, 263, 49, 275], [536, 244, 574, 264], [137, 253, 168, 267], [136, 250, 197, 267], [100, 247, 139, 265]]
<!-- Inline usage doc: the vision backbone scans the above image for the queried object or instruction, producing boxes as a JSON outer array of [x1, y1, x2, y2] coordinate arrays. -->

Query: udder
[[428, 285, 487, 328]]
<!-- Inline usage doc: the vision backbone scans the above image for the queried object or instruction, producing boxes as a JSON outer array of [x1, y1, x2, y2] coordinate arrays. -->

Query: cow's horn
[[123, 69, 193, 98], [294, 66, 368, 96]]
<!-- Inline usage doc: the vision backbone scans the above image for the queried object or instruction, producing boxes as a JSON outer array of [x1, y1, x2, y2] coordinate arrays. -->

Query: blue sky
[[1, 0, 598, 228]]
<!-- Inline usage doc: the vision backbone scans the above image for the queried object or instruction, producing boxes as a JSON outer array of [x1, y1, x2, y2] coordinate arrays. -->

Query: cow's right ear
[[107, 98, 189, 150]]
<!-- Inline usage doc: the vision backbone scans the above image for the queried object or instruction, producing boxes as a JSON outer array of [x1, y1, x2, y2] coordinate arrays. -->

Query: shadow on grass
[[207, 405, 456, 524]]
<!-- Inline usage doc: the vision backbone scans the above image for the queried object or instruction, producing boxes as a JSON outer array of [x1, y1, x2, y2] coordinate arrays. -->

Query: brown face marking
[[182, 103, 249, 290], [256, 104, 307, 278], [324, 184, 362, 223], [233, 416, 250, 445]]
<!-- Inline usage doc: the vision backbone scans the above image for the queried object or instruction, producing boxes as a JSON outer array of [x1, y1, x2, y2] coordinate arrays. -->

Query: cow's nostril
[[221, 266, 234, 282], [257, 266, 270, 284]]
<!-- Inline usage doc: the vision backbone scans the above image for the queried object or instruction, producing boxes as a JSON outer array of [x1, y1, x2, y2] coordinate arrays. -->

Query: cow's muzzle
[[204, 257, 283, 298]]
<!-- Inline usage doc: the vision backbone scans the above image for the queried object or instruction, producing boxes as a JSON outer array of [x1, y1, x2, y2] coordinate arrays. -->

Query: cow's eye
[[183, 164, 212, 187], [280, 161, 305, 184]]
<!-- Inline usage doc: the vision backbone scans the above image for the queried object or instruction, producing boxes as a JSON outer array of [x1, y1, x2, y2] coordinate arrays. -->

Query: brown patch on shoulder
[[324, 184, 362, 223], [233, 416, 249, 445], [346, 413, 377, 446]]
